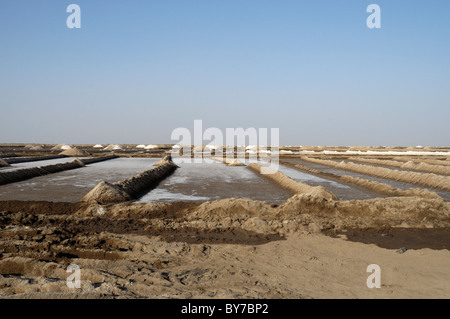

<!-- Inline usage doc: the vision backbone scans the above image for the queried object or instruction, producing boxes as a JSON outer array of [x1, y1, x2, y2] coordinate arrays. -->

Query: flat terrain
[[0, 144, 449, 299]]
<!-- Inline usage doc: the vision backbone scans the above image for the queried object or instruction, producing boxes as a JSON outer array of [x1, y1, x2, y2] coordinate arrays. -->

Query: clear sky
[[1, 0, 449, 146]]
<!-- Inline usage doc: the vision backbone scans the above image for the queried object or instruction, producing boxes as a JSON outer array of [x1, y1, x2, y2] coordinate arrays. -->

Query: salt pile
[[51, 144, 73, 150], [60, 148, 89, 157], [52, 144, 72, 150], [104, 144, 123, 151]]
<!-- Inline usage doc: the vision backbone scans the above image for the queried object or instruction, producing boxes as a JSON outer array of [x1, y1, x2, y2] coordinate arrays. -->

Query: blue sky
[[1, 0, 449, 146]]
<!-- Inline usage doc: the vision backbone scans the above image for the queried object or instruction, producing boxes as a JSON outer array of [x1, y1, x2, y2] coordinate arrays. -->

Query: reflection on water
[[139, 161, 292, 204], [0, 156, 417, 203], [0, 158, 159, 202]]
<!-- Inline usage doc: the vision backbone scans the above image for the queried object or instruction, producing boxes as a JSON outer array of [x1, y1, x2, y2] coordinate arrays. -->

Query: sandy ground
[[1, 196, 449, 299]]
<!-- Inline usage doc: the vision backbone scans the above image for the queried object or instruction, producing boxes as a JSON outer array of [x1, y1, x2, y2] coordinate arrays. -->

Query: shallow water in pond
[[0, 158, 159, 202], [139, 161, 292, 204], [277, 164, 383, 201], [0, 158, 293, 204], [282, 158, 450, 201]]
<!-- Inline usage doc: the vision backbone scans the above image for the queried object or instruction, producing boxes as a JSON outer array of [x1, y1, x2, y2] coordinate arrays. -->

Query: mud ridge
[[80, 155, 119, 165], [348, 157, 450, 176], [0, 154, 17, 159], [4, 155, 67, 165], [280, 160, 442, 200], [0, 159, 85, 186], [392, 157, 450, 167], [82, 156, 178, 203], [0, 159, 10, 168], [302, 157, 450, 191], [247, 163, 338, 200]]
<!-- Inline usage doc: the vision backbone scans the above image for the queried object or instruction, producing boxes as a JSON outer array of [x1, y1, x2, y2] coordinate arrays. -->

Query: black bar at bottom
[[0, 299, 441, 317]]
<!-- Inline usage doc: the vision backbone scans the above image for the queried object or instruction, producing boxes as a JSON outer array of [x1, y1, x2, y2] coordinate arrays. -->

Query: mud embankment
[[0, 154, 17, 159], [4, 155, 67, 165], [248, 163, 338, 200], [82, 156, 178, 203], [0, 156, 120, 186], [0, 159, 85, 186], [301, 157, 450, 191], [392, 157, 450, 167], [348, 157, 450, 176], [280, 161, 442, 200], [80, 155, 119, 165], [1, 194, 449, 246], [0, 159, 9, 168]]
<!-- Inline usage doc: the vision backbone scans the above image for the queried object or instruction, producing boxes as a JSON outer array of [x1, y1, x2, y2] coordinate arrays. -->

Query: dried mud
[[1, 193, 449, 299]]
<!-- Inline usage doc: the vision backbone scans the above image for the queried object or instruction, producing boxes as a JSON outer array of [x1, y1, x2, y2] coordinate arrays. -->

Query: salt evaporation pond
[[277, 164, 382, 200], [139, 160, 292, 204], [0, 158, 159, 202], [0, 157, 86, 172], [0, 158, 292, 204], [282, 158, 450, 201]]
